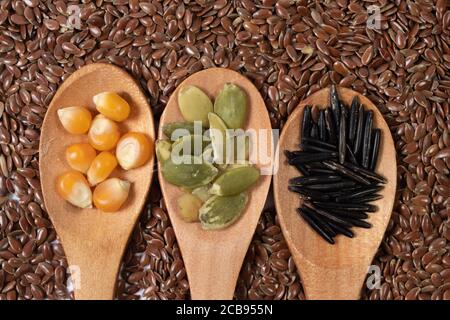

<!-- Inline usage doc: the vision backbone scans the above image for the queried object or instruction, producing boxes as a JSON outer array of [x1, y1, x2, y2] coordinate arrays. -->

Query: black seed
[[348, 96, 359, 144], [303, 201, 353, 228], [327, 221, 354, 238], [326, 190, 358, 198], [304, 180, 356, 191], [288, 186, 330, 201], [346, 218, 372, 229], [293, 163, 309, 175], [340, 102, 347, 118], [289, 175, 342, 186], [324, 108, 337, 144], [361, 110, 373, 168], [322, 160, 371, 185], [369, 129, 381, 171], [343, 161, 386, 184], [353, 105, 365, 155], [301, 137, 336, 150], [308, 168, 336, 175], [326, 184, 382, 197], [318, 109, 327, 141], [284, 150, 296, 161], [346, 144, 359, 165], [285, 150, 303, 158], [301, 106, 312, 139], [313, 201, 378, 212], [335, 185, 384, 200], [288, 152, 337, 165], [305, 162, 332, 170], [326, 209, 369, 220], [301, 206, 338, 237], [346, 194, 383, 203], [298, 208, 335, 244], [339, 106, 347, 164], [330, 85, 340, 130], [300, 143, 337, 153], [310, 123, 319, 139]]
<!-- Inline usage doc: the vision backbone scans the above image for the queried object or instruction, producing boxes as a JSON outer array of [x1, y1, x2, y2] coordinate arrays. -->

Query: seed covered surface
[[0, 0, 448, 301]]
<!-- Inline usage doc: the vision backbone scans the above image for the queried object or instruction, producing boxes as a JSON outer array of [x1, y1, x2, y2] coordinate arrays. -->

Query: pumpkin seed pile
[[157, 84, 260, 230]]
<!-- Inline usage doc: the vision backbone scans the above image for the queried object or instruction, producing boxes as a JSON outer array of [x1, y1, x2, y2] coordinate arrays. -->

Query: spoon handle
[[184, 242, 241, 300], [295, 256, 368, 300], [63, 234, 125, 300]]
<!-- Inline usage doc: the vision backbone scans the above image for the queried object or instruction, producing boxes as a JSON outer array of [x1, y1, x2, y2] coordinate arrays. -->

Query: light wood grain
[[273, 87, 397, 300], [158, 68, 273, 300], [39, 63, 155, 300]]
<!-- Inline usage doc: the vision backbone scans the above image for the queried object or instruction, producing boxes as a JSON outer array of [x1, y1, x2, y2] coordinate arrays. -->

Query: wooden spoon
[[273, 87, 396, 300], [39, 63, 155, 300], [158, 68, 273, 299]]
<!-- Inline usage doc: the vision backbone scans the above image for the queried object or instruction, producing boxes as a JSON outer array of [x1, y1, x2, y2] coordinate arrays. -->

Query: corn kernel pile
[[56, 92, 152, 212]]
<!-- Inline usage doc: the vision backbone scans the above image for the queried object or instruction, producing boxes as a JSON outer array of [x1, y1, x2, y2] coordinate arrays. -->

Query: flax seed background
[[0, 0, 449, 300]]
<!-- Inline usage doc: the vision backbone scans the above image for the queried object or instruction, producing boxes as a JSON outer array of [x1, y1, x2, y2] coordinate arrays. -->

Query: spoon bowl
[[273, 87, 396, 300], [39, 63, 155, 300], [158, 68, 273, 299]]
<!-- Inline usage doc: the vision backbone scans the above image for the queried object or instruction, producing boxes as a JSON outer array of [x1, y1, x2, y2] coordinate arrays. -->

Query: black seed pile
[[285, 85, 387, 244]]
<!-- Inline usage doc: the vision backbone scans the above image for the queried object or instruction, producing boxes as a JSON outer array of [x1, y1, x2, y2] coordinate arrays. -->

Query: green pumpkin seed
[[232, 132, 250, 161], [162, 121, 203, 139], [213, 83, 247, 129], [201, 145, 214, 164], [191, 185, 211, 202], [177, 193, 202, 222], [172, 134, 210, 157], [208, 113, 233, 165], [201, 144, 228, 170], [199, 193, 248, 230], [156, 140, 172, 163], [162, 156, 218, 188], [229, 160, 251, 169], [178, 86, 213, 125], [209, 166, 260, 196], [214, 163, 228, 171]]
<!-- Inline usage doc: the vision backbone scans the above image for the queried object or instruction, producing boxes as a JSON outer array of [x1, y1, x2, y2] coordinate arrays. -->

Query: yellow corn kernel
[[65, 143, 97, 173], [87, 151, 118, 186], [93, 92, 130, 122], [93, 178, 131, 212], [56, 171, 92, 209], [116, 132, 152, 170], [88, 114, 120, 151], [57, 107, 92, 134]]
